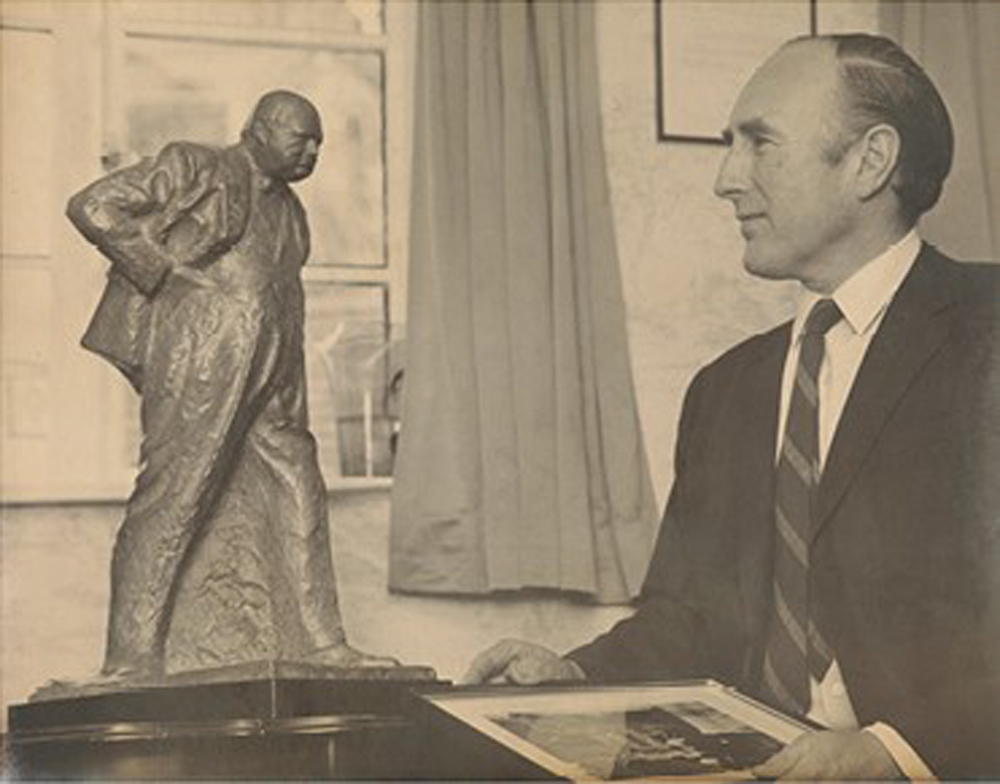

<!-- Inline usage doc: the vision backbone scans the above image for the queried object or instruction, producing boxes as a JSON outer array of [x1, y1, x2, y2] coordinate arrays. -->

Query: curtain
[[880, 0, 1000, 261], [388, 0, 658, 604]]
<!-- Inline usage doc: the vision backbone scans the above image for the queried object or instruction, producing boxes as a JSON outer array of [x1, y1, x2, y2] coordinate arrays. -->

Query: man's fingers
[[461, 640, 516, 684], [507, 654, 546, 685], [460, 647, 502, 684], [752, 748, 793, 780], [462, 640, 575, 686], [759, 729, 903, 780], [752, 731, 811, 779]]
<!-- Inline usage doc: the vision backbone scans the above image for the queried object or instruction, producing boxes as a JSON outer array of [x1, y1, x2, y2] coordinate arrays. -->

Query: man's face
[[258, 102, 323, 183], [714, 43, 858, 292]]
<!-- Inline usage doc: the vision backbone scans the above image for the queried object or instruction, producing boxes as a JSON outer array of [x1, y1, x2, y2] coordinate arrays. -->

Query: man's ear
[[853, 123, 901, 200], [246, 118, 271, 150]]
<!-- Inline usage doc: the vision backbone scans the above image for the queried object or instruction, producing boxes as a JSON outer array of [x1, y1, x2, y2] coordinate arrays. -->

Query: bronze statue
[[64, 90, 397, 686]]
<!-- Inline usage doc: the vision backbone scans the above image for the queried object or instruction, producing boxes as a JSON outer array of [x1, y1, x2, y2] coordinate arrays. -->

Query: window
[[0, 0, 415, 500]]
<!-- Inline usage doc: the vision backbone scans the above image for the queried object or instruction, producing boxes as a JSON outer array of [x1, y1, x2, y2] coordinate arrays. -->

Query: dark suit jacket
[[569, 245, 1000, 778]]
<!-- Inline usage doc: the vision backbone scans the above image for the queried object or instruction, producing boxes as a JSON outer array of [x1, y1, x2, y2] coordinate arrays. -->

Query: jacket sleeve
[[65, 143, 218, 295]]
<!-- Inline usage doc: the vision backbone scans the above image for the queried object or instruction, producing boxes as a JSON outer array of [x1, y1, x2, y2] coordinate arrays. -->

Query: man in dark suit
[[466, 34, 1000, 779]]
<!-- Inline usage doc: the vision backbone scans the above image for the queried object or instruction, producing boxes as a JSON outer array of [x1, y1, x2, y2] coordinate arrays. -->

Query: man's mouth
[[737, 213, 766, 237]]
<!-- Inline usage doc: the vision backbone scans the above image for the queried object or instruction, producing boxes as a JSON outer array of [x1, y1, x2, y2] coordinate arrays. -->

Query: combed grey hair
[[791, 33, 954, 225]]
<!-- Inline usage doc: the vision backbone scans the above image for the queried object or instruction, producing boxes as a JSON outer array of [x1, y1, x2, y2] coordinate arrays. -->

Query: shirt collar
[[791, 230, 921, 342]]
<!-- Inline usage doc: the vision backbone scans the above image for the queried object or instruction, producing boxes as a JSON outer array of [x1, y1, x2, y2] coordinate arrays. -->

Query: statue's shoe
[[302, 643, 401, 669], [29, 664, 164, 701]]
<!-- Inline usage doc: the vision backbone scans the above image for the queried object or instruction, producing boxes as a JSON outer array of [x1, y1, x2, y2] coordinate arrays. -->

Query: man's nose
[[713, 145, 747, 200], [305, 138, 320, 156]]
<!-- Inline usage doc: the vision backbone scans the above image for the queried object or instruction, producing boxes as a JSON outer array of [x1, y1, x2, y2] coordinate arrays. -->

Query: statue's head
[[243, 90, 323, 183]]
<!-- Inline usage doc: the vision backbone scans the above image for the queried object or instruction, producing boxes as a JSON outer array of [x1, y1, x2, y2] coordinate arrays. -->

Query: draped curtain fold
[[880, 0, 1000, 261], [389, 0, 658, 604]]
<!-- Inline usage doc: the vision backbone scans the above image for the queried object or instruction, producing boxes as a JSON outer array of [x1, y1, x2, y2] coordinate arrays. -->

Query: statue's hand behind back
[[462, 639, 585, 685], [169, 264, 215, 289]]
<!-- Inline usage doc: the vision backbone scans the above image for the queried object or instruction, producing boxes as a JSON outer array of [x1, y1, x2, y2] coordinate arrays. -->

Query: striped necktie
[[762, 298, 842, 715]]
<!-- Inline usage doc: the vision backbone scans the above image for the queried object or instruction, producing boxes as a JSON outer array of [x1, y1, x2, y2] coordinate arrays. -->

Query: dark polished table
[[6, 661, 450, 780]]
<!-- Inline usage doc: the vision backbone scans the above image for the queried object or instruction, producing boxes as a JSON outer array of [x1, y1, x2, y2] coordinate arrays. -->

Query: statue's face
[[257, 102, 323, 183]]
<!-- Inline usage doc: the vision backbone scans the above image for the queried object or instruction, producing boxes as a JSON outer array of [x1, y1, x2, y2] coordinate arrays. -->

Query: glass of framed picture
[[416, 680, 809, 781]]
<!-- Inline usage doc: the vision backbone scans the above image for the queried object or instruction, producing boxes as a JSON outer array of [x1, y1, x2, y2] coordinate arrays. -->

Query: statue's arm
[[66, 143, 208, 295]]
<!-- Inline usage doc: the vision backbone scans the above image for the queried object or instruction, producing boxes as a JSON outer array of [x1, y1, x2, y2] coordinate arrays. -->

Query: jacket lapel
[[814, 245, 960, 539], [737, 324, 789, 667]]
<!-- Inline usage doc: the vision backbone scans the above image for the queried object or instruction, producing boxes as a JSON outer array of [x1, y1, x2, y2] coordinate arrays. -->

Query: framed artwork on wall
[[655, 0, 817, 144]]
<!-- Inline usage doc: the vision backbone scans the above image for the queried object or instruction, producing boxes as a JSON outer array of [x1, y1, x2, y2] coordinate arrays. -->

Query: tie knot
[[803, 298, 842, 337]]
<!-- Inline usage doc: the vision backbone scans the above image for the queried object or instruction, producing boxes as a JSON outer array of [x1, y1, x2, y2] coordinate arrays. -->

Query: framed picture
[[656, 0, 817, 144], [417, 680, 809, 781]]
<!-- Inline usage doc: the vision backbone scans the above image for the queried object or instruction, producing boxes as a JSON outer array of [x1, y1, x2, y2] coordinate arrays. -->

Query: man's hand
[[462, 639, 586, 685], [753, 729, 902, 780]]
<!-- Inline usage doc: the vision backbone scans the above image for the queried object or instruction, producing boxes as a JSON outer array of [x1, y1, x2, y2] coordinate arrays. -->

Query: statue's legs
[[102, 281, 395, 677], [244, 336, 398, 667], [245, 381, 347, 651], [102, 287, 263, 677]]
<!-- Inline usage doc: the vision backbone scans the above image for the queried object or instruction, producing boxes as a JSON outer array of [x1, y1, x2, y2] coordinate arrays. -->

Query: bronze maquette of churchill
[[65, 90, 396, 685]]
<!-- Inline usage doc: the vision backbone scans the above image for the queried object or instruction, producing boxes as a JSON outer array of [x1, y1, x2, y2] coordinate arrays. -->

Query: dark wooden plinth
[[7, 664, 444, 780]]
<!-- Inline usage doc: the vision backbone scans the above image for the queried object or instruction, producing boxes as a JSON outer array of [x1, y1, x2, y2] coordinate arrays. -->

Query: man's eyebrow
[[735, 117, 781, 139], [720, 117, 782, 146]]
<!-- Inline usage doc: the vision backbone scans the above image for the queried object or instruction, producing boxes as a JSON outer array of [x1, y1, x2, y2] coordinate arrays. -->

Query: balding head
[[242, 90, 323, 183], [247, 90, 321, 134], [715, 36, 914, 292]]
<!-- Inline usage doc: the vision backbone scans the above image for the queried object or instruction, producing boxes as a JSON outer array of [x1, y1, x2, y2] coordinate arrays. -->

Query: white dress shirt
[[776, 229, 935, 779]]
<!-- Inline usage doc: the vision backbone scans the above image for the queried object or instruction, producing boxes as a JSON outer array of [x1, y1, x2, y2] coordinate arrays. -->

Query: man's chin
[[283, 163, 316, 182], [742, 251, 791, 282]]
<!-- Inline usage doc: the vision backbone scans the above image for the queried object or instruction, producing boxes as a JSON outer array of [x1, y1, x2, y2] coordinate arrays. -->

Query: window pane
[[303, 282, 401, 479], [123, 37, 385, 267], [0, 1, 54, 25], [121, 0, 384, 36], [1, 29, 54, 256]]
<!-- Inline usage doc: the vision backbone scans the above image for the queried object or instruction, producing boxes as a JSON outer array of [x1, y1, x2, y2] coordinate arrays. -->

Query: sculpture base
[[7, 662, 443, 780], [28, 659, 437, 701]]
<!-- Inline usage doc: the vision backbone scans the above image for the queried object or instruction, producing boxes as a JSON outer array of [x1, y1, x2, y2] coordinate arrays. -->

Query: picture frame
[[416, 680, 810, 781], [655, 0, 818, 144]]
